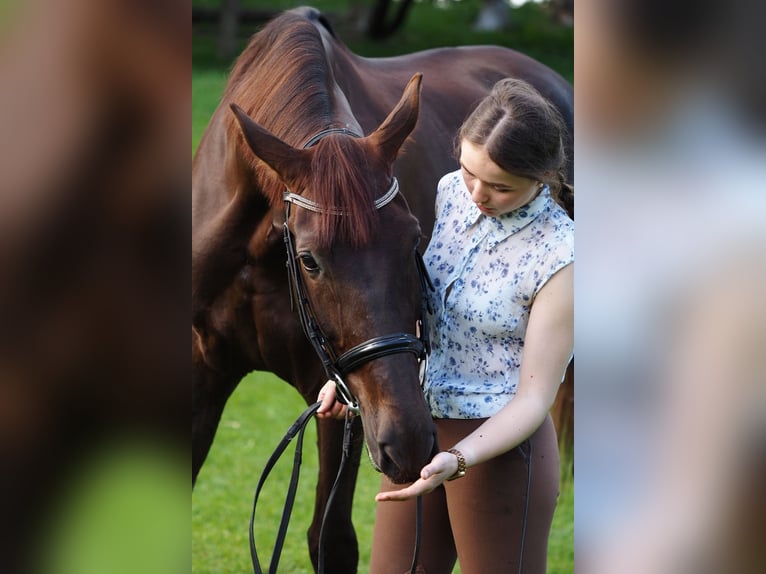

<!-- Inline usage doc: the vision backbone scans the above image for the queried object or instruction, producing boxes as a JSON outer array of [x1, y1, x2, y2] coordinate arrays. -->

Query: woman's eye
[[299, 254, 320, 273]]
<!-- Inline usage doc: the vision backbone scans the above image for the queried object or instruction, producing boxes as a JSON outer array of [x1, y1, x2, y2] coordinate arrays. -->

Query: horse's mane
[[224, 11, 379, 248]]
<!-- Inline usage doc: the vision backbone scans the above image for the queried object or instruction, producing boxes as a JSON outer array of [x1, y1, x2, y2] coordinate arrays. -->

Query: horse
[[192, 7, 573, 572]]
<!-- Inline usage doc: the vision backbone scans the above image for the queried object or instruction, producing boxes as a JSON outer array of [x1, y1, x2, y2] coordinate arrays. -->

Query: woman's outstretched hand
[[315, 380, 350, 420], [375, 451, 460, 502]]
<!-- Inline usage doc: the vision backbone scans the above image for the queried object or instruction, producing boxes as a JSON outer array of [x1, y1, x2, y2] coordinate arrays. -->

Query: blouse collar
[[463, 184, 552, 242]]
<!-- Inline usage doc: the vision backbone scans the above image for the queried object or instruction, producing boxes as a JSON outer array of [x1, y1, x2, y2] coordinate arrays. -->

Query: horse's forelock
[[310, 137, 380, 249]]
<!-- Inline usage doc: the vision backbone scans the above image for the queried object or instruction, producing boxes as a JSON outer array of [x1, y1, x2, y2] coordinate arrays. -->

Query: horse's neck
[[193, 109, 240, 225], [328, 83, 363, 136]]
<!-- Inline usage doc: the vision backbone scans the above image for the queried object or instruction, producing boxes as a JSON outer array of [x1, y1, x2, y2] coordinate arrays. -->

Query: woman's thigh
[[440, 416, 560, 574], [370, 416, 559, 574], [370, 476, 456, 574]]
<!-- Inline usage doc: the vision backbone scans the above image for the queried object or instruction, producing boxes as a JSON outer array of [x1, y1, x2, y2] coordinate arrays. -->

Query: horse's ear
[[367, 73, 422, 164], [229, 103, 310, 185]]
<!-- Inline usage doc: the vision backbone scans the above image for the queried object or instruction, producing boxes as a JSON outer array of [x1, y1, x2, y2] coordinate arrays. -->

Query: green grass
[[192, 68, 228, 154], [192, 374, 573, 573], [192, 3, 573, 571]]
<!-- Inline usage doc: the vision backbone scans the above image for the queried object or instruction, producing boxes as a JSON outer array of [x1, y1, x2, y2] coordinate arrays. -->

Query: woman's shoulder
[[541, 199, 574, 239], [437, 169, 463, 191], [434, 169, 465, 217], [529, 201, 574, 293]]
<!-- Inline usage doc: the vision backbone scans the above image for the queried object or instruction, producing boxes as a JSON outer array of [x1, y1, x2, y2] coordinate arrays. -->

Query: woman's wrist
[[446, 448, 466, 480]]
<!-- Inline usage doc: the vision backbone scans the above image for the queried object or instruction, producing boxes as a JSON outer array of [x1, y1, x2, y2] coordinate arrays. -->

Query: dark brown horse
[[192, 7, 572, 572]]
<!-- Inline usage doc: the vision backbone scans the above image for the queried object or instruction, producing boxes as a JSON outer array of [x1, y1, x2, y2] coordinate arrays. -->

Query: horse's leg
[[307, 416, 364, 574], [192, 334, 244, 485]]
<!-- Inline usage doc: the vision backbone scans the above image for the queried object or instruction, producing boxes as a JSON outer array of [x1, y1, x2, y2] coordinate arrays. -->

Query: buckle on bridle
[[331, 371, 360, 416], [418, 352, 428, 387]]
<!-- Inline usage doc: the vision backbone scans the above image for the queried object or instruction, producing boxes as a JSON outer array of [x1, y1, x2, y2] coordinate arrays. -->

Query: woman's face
[[459, 140, 542, 217]]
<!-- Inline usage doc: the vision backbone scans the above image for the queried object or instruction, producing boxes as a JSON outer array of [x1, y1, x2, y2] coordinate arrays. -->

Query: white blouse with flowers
[[423, 170, 574, 419]]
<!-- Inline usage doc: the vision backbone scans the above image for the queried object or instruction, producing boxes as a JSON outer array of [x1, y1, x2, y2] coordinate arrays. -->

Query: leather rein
[[249, 128, 433, 574]]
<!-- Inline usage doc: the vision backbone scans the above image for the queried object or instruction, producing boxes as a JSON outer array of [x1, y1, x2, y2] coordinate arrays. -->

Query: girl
[[318, 78, 574, 573]]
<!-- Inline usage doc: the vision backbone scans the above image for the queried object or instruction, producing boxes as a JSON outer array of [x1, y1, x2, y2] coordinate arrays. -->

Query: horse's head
[[230, 74, 437, 483]]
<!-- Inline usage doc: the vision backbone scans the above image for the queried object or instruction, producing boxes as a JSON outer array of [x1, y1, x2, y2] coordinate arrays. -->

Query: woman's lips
[[477, 204, 495, 215]]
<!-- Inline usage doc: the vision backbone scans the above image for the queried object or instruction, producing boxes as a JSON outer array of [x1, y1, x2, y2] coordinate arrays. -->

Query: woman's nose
[[471, 180, 489, 204]]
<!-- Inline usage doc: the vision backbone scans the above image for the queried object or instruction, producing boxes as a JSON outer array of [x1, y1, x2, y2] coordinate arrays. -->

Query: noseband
[[282, 128, 433, 414]]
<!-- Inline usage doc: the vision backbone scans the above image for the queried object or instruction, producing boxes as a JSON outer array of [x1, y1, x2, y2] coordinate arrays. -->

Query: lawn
[[193, 2, 573, 572], [192, 373, 574, 573]]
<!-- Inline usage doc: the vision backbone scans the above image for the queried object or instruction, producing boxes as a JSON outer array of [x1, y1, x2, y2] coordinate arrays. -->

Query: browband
[[282, 178, 399, 214]]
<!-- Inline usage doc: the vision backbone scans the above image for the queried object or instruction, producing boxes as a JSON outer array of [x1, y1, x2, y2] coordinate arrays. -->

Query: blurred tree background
[[192, 0, 573, 82]]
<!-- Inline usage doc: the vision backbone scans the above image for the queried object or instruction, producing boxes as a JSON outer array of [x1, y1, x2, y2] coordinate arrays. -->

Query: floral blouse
[[423, 170, 574, 419]]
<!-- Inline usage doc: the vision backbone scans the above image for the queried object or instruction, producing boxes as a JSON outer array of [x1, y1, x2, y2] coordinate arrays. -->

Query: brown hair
[[457, 78, 573, 217]]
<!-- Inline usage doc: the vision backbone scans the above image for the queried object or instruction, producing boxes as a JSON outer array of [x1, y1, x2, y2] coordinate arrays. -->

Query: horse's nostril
[[378, 443, 395, 471], [378, 442, 412, 481], [378, 442, 423, 484]]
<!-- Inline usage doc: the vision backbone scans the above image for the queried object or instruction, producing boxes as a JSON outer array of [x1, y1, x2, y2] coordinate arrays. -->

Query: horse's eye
[[299, 253, 320, 273]]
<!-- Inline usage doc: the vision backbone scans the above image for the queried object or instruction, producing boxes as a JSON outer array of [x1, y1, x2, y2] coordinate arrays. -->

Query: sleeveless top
[[423, 170, 574, 419]]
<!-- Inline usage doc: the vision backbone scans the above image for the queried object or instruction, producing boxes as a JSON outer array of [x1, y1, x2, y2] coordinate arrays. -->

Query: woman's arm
[[377, 263, 573, 501]]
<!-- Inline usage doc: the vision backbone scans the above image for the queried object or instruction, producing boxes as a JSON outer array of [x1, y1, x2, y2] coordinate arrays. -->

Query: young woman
[[318, 78, 574, 573]]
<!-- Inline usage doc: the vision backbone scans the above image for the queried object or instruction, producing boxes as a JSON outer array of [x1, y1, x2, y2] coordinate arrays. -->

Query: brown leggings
[[369, 415, 560, 574]]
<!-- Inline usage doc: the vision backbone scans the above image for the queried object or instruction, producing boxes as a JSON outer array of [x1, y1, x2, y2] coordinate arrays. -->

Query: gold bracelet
[[446, 448, 466, 481]]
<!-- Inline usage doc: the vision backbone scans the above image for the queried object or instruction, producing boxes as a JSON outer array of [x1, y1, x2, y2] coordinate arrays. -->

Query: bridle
[[282, 128, 433, 414], [248, 128, 433, 574]]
